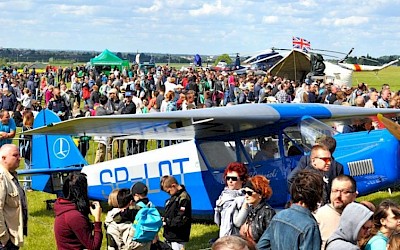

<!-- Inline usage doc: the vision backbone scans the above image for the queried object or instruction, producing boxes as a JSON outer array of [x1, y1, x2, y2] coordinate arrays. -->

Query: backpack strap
[[136, 201, 152, 208], [324, 237, 351, 250]]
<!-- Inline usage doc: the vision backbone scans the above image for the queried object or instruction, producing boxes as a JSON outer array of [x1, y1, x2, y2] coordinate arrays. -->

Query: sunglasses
[[226, 176, 239, 181], [242, 190, 255, 196], [315, 157, 332, 163]]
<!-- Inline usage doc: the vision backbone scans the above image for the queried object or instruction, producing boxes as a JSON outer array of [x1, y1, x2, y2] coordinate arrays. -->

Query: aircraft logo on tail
[[53, 138, 70, 159]]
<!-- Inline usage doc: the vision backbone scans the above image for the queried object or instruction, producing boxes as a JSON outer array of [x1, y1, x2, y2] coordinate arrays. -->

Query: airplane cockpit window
[[243, 139, 258, 159], [247, 136, 280, 162], [300, 116, 338, 151], [282, 126, 304, 157], [198, 141, 236, 170], [327, 117, 378, 133]]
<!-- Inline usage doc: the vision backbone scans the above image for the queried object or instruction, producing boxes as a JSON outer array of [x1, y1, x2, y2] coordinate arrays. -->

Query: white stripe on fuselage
[[82, 140, 202, 186]]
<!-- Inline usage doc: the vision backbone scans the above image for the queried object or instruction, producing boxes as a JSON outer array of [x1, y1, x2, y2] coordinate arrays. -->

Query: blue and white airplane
[[23, 104, 400, 217]]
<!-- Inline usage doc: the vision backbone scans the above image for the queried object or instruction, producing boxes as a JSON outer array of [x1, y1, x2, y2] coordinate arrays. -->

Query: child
[[105, 189, 137, 250], [105, 184, 154, 250], [160, 175, 192, 250]]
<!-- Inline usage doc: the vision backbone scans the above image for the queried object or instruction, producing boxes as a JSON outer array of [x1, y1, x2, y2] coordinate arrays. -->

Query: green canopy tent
[[90, 49, 130, 74]]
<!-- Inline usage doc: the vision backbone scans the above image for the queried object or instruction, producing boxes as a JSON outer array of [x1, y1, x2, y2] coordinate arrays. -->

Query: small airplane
[[268, 48, 399, 87], [23, 105, 400, 218]]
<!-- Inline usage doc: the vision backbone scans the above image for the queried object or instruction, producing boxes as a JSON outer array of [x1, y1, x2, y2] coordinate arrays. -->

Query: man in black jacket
[[160, 175, 192, 250], [290, 136, 343, 191], [288, 135, 343, 205]]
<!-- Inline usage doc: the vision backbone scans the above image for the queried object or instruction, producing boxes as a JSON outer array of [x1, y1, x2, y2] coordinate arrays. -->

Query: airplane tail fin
[[31, 109, 88, 193]]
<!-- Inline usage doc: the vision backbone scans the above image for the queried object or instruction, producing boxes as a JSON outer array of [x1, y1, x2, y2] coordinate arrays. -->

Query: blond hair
[[108, 189, 119, 208]]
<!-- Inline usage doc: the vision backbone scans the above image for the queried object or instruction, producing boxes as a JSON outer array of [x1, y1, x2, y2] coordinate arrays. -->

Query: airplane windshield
[[299, 116, 339, 151]]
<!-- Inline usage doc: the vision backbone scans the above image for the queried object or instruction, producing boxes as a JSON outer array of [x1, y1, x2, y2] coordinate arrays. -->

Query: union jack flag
[[292, 37, 311, 52]]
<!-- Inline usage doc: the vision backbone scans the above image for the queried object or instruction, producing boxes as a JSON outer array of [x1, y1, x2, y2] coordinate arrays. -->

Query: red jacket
[[54, 198, 103, 250]]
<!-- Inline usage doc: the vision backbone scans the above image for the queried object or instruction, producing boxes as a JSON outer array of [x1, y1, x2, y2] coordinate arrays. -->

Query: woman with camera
[[54, 173, 103, 250]]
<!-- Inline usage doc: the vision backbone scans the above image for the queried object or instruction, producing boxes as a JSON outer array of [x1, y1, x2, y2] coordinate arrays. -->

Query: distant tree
[[214, 54, 232, 65]]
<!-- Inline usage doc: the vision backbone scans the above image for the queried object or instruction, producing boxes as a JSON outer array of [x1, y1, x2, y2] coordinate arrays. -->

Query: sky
[[1, 0, 400, 58]]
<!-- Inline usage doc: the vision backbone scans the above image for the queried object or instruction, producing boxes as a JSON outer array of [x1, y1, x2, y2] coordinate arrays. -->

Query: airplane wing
[[25, 104, 400, 140], [18, 166, 83, 175]]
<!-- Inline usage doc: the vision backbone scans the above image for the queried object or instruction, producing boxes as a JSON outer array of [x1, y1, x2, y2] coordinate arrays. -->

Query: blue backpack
[[132, 201, 163, 243]]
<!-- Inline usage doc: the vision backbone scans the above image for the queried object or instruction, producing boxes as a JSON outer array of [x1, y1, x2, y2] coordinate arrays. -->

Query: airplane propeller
[[377, 113, 400, 140]]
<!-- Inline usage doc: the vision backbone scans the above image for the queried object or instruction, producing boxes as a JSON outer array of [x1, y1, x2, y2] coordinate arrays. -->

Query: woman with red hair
[[236, 175, 276, 244], [214, 162, 249, 238]]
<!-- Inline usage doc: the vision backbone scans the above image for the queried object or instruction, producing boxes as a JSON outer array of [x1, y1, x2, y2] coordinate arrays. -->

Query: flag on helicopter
[[292, 37, 311, 52]]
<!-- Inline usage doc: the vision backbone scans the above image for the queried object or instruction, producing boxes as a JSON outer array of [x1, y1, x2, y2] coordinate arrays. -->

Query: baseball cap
[[125, 91, 132, 97], [131, 182, 148, 195]]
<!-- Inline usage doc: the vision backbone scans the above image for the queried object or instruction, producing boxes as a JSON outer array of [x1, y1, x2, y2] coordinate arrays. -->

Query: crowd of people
[[213, 162, 400, 250], [0, 62, 398, 162], [0, 62, 398, 122], [211, 138, 400, 250], [0, 137, 399, 249], [0, 143, 191, 250]]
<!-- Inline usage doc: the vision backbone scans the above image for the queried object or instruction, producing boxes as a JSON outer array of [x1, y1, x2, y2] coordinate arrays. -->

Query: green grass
[[352, 66, 400, 90], [23, 189, 400, 250], [24, 191, 218, 250]]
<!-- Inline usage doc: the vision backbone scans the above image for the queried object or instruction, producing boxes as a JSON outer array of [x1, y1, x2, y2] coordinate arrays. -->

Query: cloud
[[54, 4, 96, 16], [262, 16, 279, 24], [320, 16, 369, 26], [90, 18, 121, 26], [299, 0, 317, 7], [189, 0, 232, 16], [334, 16, 369, 26], [137, 0, 163, 13]]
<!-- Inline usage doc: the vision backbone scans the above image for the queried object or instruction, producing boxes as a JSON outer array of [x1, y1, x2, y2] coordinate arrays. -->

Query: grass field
[[352, 66, 400, 90], [24, 191, 219, 250], [23, 189, 400, 250]]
